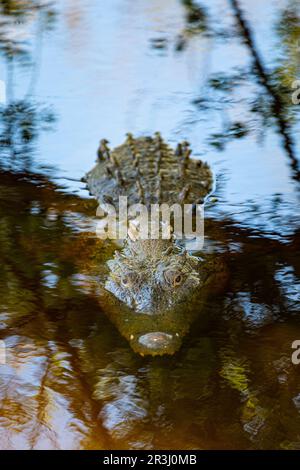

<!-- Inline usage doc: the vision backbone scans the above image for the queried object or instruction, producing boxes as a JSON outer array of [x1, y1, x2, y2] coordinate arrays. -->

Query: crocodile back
[[86, 134, 213, 208]]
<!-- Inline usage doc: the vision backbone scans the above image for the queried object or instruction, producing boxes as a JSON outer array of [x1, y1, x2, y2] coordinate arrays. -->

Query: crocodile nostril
[[138, 332, 174, 350]]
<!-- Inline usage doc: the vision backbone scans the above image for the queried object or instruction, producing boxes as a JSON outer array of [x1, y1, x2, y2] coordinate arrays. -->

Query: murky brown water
[[0, 0, 300, 450]]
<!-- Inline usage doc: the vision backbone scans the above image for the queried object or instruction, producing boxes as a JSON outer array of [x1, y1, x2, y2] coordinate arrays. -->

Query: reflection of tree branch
[[229, 0, 300, 182]]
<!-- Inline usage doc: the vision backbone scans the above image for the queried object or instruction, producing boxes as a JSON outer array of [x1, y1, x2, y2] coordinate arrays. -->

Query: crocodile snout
[[135, 331, 180, 356]]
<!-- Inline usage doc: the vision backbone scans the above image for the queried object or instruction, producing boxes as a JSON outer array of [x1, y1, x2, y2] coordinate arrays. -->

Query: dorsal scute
[[86, 134, 213, 208]]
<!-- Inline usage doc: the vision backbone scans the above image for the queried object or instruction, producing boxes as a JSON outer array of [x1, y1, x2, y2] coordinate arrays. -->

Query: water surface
[[0, 0, 300, 449]]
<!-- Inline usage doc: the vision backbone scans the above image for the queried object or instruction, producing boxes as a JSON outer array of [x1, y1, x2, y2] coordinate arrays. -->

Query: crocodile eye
[[121, 272, 136, 288], [163, 270, 183, 288], [173, 274, 183, 287]]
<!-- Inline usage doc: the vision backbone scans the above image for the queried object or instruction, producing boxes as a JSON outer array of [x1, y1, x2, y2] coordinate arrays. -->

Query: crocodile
[[85, 133, 228, 356]]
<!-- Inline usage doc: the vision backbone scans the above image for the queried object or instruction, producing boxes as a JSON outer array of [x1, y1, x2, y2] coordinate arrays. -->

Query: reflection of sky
[[1, 0, 299, 234]]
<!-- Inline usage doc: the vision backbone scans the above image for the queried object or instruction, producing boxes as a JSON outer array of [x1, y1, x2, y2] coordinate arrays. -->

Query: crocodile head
[[106, 240, 200, 314], [104, 239, 212, 356]]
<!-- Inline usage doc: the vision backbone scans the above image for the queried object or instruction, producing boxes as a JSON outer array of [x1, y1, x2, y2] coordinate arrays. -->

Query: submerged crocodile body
[[86, 133, 227, 356]]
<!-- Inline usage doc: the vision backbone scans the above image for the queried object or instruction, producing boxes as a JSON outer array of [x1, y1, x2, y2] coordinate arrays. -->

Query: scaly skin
[[86, 134, 227, 356]]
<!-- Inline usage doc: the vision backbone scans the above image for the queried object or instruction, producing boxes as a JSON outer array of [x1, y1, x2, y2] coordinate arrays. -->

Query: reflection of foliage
[[208, 72, 245, 93], [0, 1, 57, 171], [229, 0, 299, 180], [176, 1, 208, 51], [0, 101, 55, 170], [0, 1, 56, 25], [208, 122, 249, 151], [0, 171, 99, 326], [178, 0, 300, 180], [0, 171, 123, 448], [0, 0, 56, 60], [182, 0, 207, 33], [273, 3, 300, 112], [0, 171, 300, 449]]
